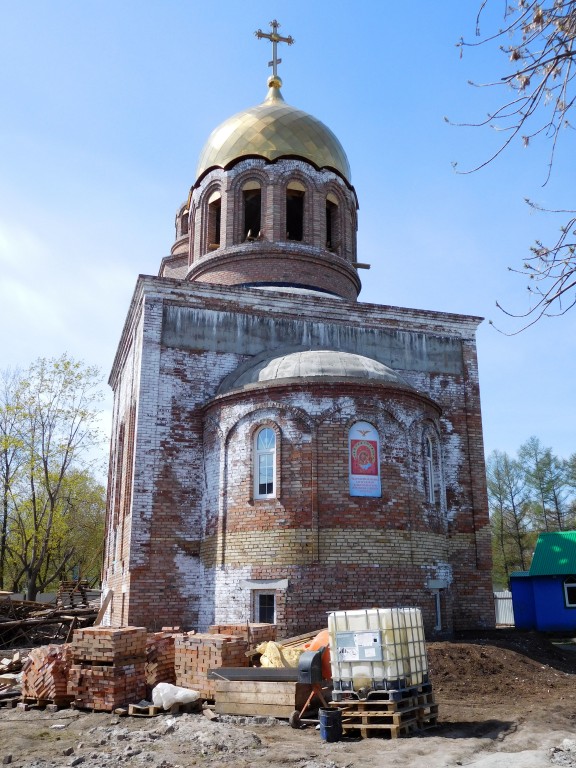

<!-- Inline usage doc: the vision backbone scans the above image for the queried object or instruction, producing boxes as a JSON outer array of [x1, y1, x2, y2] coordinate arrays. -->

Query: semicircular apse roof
[[219, 349, 415, 394]]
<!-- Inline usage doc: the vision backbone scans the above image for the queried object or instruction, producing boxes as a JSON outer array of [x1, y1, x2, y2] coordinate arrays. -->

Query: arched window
[[425, 436, 435, 504], [286, 181, 305, 241], [181, 210, 189, 236], [254, 427, 276, 498], [326, 194, 339, 250], [207, 191, 221, 251], [242, 181, 261, 240]]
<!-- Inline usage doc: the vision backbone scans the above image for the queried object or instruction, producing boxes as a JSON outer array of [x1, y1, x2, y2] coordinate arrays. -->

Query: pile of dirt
[[428, 631, 576, 705]]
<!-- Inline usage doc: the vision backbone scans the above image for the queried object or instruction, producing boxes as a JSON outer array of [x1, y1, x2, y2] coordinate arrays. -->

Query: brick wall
[[160, 158, 361, 299], [103, 278, 494, 637]]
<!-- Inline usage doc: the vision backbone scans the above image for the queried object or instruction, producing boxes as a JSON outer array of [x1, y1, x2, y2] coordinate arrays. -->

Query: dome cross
[[255, 19, 294, 81]]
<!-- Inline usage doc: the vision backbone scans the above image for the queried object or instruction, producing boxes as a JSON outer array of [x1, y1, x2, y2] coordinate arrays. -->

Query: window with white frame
[[564, 577, 576, 607], [254, 426, 276, 498], [425, 436, 435, 504], [253, 591, 276, 623]]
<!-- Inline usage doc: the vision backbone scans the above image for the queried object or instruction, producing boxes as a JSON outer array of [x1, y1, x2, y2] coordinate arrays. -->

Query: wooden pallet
[[418, 702, 439, 730], [0, 696, 19, 709], [168, 700, 203, 714], [19, 696, 72, 711], [128, 703, 161, 717], [332, 680, 432, 703], [331, 691, 438, 738]]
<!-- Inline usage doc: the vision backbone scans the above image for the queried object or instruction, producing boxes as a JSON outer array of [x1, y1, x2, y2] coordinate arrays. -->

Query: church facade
[[102, 29, 494, 637]]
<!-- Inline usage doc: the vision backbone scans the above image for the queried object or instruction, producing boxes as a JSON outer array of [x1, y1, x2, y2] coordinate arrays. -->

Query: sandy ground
[[2, 631, 576, 768]]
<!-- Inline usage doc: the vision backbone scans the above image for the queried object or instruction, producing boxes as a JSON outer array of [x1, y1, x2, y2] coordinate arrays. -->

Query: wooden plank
[[214, 690, 299, 706], [94, 590, 113, 626], [276, 629, 323, 646], [209, 667, 298, 682], [215, 701, 294, 717], [215, 680, 296, 695]]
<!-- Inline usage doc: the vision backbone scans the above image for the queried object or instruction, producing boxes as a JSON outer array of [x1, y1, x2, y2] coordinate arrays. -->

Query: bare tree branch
[[456, 1, 576, 330]]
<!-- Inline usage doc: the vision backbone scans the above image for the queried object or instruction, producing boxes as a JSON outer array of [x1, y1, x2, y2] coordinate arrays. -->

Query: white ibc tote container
[[328, 607, 429, 699]]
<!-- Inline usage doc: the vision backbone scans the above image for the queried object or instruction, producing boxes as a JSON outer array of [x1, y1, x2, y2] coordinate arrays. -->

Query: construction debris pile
[[0, 623, 279, 714], [0, 609, 439, 741], [0, 583, 98, 648]]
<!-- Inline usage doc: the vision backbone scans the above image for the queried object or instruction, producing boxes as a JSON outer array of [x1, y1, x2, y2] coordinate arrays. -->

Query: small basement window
[[564, 577, 576, 607], [253, 591, 276, 623]]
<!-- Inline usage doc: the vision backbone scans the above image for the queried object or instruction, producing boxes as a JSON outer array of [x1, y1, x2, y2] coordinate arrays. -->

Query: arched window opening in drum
[[326, 194, 339, 251], [243, 181, 262, 241], [286, 182, 305, 241], [207, 192, 221, 250]]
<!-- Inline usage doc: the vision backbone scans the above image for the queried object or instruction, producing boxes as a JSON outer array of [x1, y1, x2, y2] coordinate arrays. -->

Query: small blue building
[[510, 531, 576, 632]]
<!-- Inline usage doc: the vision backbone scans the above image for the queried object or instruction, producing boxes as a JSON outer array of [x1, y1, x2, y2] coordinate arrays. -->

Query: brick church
[[102, 22, 494, 637]]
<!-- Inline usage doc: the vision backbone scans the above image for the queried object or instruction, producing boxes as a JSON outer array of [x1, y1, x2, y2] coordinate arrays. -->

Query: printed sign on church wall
[[349, 421, 381, 497]]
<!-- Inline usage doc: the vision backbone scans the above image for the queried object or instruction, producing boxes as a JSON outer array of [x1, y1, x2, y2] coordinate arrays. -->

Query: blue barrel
[[319, 707, 342, 742]]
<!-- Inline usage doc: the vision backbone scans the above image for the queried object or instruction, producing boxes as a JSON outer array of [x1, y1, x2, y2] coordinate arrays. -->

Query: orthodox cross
[[255, 20, 294, 79]]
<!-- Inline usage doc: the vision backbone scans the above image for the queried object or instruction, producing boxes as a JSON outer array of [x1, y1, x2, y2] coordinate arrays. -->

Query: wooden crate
[[214, 680, 321, 719]]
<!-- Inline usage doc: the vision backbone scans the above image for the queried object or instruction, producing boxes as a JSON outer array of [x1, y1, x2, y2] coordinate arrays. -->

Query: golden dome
[[196, 79, 351, 182]]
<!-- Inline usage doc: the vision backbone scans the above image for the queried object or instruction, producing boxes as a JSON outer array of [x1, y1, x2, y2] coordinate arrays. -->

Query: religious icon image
[[351, 440, 378, 475]]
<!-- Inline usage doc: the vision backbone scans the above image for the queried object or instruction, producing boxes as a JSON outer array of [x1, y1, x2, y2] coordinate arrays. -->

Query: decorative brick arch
[[408, 416, 447, 529], [322, 180, 350, 259], [197, 179, 224, 257]]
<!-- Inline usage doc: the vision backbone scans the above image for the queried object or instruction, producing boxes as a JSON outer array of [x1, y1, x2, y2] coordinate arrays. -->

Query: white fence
[[494, 590, 514, 626]]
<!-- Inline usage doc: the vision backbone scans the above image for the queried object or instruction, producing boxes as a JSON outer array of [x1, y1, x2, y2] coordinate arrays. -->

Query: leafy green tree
[[0, 355, 105, 599], [487, 439, 576, 586], [518, 436, 571, 530], [458, 1, 576, 329]]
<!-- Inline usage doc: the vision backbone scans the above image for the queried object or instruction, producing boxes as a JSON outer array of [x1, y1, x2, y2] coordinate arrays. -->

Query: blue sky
[[1, 1, 574, 462]]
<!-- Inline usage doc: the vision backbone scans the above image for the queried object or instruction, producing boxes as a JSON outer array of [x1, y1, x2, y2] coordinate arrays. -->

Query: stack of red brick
[[21, 644, 73, 705], [67, 626, 147, 711], [145, 631, 176, 694], [23, 623, 277, 709], [174, 632, 249, 699], [208, 623, 277, 644]]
